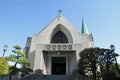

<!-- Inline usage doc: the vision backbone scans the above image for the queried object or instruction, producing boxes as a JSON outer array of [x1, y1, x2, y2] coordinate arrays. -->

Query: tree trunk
[[9, 75, 11, 80], [92, 65, 97, 80], [92, 70, 96, 80], [106, 63, 109, 71]]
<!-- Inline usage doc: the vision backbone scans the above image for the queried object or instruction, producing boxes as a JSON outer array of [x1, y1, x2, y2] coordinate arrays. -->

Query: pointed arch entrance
[[48, 24, 74, 75]]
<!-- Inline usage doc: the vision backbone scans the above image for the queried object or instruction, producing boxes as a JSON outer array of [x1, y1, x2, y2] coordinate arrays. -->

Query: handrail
[[74, 74, 91, 80], [19, 73, 44, 80]]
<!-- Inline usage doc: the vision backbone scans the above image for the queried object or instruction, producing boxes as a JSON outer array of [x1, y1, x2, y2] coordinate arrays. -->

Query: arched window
[[51, 31, 69, 43]]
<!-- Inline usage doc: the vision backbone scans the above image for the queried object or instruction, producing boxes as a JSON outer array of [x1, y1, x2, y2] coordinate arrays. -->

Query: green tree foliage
[[99, 49, 119, 71], [0, 57, 9, 76], [5, 45, 33, 79], [99, 48, 119, 80], [78, 48, 100, 80], [109, 64, 120, 79], [102, 70, 116, 80], [78, 45, 120, 80]]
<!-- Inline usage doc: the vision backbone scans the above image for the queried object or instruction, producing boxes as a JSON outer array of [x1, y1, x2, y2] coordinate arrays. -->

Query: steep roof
[[38, 11, 80, 35], [81, 18, 89, 34], [36, 11, 83, 44]]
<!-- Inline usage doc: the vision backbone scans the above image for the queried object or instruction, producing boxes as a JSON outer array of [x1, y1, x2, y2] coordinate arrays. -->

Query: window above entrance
[[51, 31, 69, 43]]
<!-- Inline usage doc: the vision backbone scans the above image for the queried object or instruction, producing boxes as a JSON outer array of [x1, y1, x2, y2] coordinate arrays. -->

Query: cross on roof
[[58, 9, 62, 15]]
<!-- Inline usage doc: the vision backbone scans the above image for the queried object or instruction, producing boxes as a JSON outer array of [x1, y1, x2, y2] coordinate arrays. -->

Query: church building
[[25, 11, 94, 75]]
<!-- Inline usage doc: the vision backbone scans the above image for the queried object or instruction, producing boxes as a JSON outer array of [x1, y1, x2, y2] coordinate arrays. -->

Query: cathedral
[[25, 11, 94, 76]]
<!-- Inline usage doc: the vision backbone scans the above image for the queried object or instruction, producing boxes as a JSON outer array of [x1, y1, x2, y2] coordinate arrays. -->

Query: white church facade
[[25, 12, 94, 75]]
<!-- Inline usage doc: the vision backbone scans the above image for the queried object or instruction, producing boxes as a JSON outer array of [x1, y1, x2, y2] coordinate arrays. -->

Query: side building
[[25, 13, 94, 75]]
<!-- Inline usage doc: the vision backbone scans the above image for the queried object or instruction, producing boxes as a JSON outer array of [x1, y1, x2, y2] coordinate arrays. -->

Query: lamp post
[[110, 44, 115, 52], [110, 44, 119, 71], [2, 45, 8, 57]]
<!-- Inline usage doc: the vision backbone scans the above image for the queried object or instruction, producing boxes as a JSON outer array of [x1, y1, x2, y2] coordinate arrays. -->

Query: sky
[[0, 0, 120, 63]]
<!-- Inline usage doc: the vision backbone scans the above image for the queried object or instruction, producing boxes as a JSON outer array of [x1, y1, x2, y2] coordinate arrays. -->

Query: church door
[[52, 57, 66, 75]]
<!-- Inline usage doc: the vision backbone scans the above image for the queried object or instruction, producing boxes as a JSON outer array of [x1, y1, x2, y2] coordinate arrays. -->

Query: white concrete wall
[[26, 15, 94, 75]]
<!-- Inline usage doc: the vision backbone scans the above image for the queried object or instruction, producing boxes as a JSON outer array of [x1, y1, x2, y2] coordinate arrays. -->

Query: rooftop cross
[[58, 9, 62, 15]]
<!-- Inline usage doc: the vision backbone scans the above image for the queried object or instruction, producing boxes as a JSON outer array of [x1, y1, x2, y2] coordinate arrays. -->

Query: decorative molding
[[45, 44, 72, 50]]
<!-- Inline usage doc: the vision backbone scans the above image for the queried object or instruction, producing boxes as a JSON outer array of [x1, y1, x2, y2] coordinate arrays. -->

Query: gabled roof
[[38, 12, 80, 35]]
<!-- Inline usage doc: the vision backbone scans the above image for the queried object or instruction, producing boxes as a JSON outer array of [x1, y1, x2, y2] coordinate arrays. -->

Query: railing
[[19, 69, 44, 80], [75, 74, 91, 80], [19, 74, 44, 80]]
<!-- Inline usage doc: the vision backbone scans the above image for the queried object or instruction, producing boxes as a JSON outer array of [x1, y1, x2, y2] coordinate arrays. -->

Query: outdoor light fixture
[[110, 44, 115, 52], [2, 45, 8, 57], [110, 44, 120, 71]]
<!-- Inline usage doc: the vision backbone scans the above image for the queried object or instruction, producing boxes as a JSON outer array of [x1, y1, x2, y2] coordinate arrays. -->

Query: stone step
[[43, 75, 75, 80]]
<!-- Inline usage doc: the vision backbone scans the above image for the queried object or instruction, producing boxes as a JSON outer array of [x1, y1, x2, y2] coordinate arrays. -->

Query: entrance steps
[[19, 73, 91, 80], [43, 75, 75, 80]]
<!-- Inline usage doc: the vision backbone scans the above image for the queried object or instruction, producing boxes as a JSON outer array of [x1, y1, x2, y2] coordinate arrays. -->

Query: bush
[[102, 71, 116, 80], [0, 57, 9, 76]]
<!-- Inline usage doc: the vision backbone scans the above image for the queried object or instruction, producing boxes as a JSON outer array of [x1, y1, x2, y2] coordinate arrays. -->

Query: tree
[[0, 57, 9, 76], [78, 45, 120, 80], [5, 45, 32, 80], [99, 47, 119, 80], [99, 48, 119, 71], [110, 64, 120, 79], [78, 48, 100, 80]]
